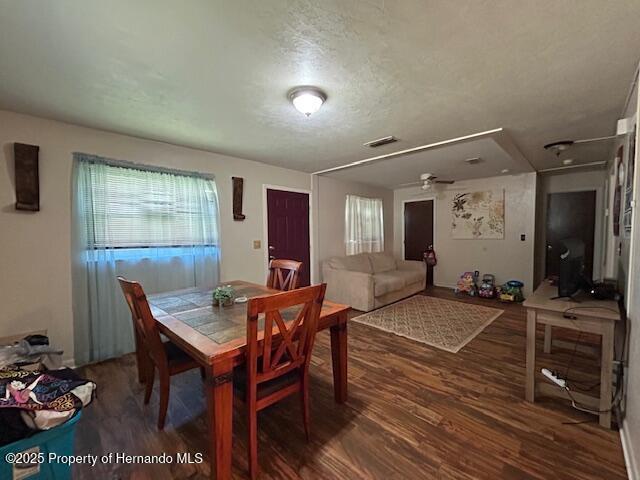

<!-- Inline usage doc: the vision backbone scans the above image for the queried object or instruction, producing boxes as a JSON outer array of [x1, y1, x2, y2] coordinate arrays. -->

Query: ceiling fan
[[398, 173, 455, 191]]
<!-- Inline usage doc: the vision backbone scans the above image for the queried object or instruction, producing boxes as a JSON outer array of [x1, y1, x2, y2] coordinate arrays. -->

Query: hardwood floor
[[75, 287, 627, 479]]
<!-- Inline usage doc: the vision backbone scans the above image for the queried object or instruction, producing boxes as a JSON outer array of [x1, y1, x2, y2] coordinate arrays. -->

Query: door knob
[[269, 255, 275, 260], [268, 245, 275, 250], [547, 244, 553, 250]]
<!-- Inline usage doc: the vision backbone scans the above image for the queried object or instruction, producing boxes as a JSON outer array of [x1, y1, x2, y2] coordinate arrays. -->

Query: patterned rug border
[[352, 295, 504, 353]]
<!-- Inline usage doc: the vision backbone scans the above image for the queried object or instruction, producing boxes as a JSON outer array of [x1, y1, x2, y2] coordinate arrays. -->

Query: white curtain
[[71, 154, 220, 365], [345, 195, 384, 255]]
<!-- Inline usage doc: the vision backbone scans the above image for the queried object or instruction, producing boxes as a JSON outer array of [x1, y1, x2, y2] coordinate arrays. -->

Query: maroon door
[[404, 200, 434, 286], [266, 189, 311, 286], [545, 190, 596, 279]]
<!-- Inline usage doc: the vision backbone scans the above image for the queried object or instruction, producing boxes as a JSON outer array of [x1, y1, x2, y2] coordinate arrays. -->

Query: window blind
[[77, 159, 219, 248]]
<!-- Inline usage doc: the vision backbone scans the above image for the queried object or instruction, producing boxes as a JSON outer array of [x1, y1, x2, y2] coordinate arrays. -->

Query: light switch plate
[[253, 240, 261, 249]]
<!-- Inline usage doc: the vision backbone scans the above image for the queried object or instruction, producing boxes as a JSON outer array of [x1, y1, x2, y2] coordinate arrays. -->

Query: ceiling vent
[[363, 136, 398, 148]]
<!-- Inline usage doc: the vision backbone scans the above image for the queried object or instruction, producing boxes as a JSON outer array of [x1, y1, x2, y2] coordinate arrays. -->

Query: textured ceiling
[[0, 0, 639, 175]]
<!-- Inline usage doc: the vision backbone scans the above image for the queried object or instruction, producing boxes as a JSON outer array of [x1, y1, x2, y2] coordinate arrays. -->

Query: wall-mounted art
[[451, 190, 504, 239], [613, 146, 624, 237], [623, 126, 636, 237], [14, 142, 40, 211], [232, 176, 246, 220]]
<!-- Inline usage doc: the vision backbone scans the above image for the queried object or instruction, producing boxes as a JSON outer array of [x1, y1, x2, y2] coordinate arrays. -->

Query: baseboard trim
[[433, 282, 456, 290], [63, 358, 77, 369], [620, 415, 638, 480]]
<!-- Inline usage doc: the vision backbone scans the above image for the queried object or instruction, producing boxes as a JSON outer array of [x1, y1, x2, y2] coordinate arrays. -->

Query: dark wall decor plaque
[[14, 143, 40, 211], [232, 176, 246, 220]]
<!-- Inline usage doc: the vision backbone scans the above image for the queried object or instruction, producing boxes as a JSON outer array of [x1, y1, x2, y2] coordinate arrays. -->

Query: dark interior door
[[267, 189, 310, 286], [404, 200, 434, 286], [545, 190, 596, 279]]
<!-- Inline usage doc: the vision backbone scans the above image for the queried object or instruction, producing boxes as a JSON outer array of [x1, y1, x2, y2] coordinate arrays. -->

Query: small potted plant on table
[[213, 285, 235, 307]]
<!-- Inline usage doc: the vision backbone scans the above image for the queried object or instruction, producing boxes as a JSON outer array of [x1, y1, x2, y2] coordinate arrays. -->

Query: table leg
[[526, 309, 537, 402], [599, 321, 614, 429], [330, 314, 348, 404], [206, 360, 234, 480], [544, 324, 552, 354]]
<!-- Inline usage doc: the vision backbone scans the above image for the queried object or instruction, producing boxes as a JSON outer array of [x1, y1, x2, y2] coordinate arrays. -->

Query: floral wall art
[[451, 190, 505, 239]]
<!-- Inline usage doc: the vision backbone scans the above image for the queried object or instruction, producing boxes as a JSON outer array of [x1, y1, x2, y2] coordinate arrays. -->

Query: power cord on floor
[[563, 385, 619, 415]]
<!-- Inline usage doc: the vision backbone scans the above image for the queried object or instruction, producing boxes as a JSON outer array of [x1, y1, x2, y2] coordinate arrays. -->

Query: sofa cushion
[[373, 272, 405, 297], [394, 269, 424, 286], [369, 253, 397, 273], [326, 254, 373, 273]]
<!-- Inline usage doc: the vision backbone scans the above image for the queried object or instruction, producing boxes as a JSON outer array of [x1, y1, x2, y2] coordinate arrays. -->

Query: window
[[345, 195, 384, 255], [71, 154, 221, 365], [76, 158, 219, 250]]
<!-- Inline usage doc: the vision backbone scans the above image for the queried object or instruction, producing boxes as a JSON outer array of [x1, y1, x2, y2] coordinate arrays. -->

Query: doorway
[[545, 190, 597, 279], [266, 188, 311, 286], [403, 199, 435, 286]]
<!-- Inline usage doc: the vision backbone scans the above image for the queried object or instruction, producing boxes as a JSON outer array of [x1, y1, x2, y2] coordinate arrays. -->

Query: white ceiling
[[0, 0, 639, 178]]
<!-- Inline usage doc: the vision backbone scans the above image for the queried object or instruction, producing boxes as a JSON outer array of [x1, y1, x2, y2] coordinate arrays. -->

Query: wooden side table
[[523, 282, 620, 428]]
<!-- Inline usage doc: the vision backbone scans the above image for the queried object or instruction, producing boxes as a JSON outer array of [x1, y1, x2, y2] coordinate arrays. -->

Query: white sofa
[[322, 252, 426, 312]]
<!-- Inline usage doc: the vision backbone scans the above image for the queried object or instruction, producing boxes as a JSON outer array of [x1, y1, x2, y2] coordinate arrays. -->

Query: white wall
[[315, 175, 394, 275], [618, 67, 640, 480], [393, 173, 537, 295], [0, 110, 313, 363], [533, 168, 607, 287], [624, 137, 640, 479]]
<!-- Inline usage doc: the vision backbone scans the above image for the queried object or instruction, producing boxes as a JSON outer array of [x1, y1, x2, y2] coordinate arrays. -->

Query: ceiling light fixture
[[289, 86, 326, 117], [543, 140, 574, 157]]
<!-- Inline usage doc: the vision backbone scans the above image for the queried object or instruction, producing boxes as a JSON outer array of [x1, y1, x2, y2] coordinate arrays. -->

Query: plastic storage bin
[[0, 411, 82, 480]]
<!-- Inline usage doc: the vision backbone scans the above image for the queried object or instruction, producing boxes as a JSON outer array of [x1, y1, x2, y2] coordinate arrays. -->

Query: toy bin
[[0, 411, 82, 480]]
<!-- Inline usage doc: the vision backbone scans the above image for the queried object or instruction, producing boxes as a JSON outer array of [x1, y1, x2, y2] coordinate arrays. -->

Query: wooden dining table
[[147, 280, 351, 480]]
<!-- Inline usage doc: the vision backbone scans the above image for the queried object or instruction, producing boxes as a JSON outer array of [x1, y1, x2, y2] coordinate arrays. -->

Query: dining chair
[[120, 294, 147, 385], [117, 277, 202, 430], [266, 259, 303, 291], [236, 283, 326, 480]]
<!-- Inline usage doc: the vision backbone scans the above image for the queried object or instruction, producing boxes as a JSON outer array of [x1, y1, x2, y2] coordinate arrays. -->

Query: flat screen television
[[557, 238, 591, 299]]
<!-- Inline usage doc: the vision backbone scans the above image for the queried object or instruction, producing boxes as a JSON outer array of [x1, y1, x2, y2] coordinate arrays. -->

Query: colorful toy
[[478, 274, 497, 298], [423, 246, 437, 266], [498, 280, 525, 302], [455, 271, 479, 296]]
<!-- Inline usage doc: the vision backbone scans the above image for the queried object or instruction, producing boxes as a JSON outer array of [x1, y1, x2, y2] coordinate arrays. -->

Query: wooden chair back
[[267, 259, 303, 291], [117, 277, 167, 369], [246, 284, 326, 386]]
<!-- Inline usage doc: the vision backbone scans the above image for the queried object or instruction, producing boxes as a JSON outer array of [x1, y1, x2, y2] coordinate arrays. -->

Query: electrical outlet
[[253, 240, 261, 249]]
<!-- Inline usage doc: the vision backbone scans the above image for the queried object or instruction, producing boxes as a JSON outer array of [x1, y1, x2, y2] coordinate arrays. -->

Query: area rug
[[352, 295, 504, 353]]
